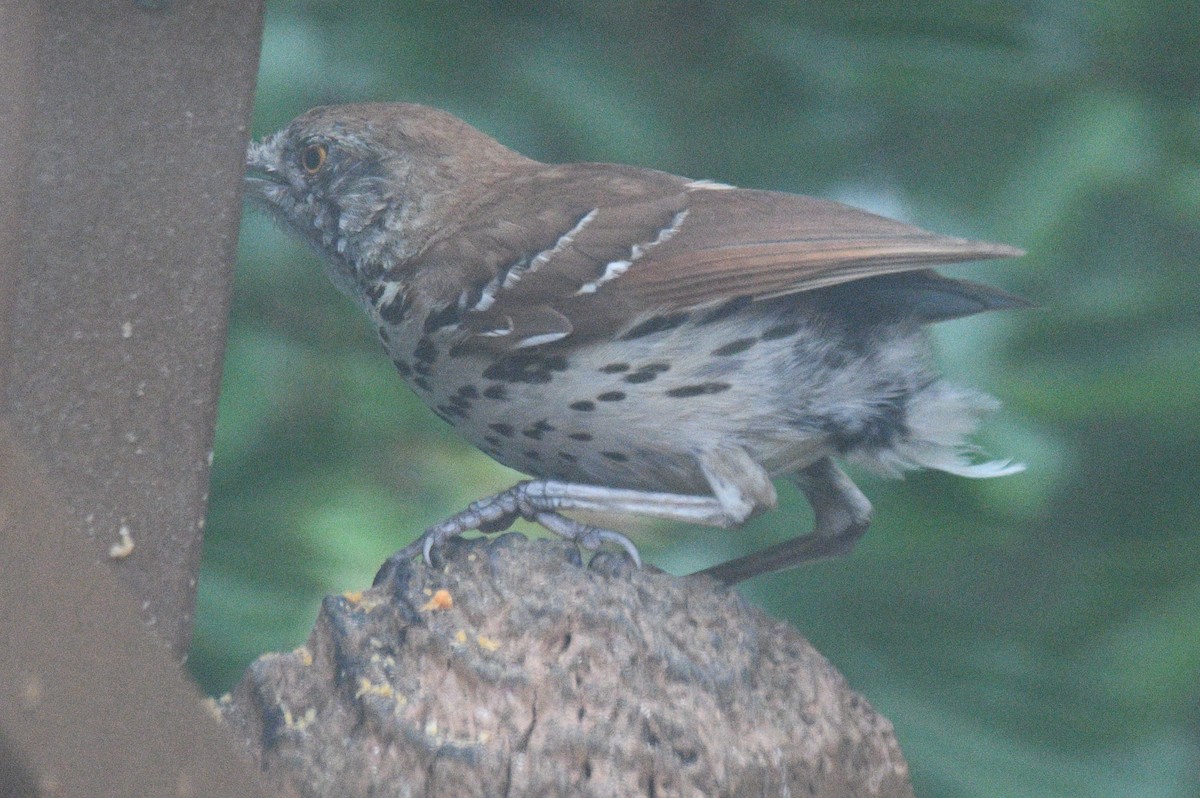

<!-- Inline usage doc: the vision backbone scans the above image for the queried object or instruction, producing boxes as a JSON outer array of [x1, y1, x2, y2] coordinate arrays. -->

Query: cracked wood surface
[[215, 535, 914, 797]]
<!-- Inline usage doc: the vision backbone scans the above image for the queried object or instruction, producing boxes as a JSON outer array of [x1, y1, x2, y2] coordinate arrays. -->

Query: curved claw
[[534, 511, 642, 568], [578, 528, 642, 569], [373, 537, 427, 586]]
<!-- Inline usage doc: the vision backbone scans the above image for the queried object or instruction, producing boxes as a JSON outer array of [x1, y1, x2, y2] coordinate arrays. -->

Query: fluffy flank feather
[[853, 381, 1024, 479]]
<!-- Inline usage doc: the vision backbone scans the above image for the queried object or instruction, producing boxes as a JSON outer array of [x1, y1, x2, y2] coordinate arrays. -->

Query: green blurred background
[[191, 2, 1200, 795]]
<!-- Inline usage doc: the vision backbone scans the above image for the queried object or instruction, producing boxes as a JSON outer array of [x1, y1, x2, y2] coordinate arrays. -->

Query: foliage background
[[191, 3, 1200, 796]]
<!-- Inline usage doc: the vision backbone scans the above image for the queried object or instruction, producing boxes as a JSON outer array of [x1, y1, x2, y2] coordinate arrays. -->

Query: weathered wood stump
[[216, 534, 913, 797]]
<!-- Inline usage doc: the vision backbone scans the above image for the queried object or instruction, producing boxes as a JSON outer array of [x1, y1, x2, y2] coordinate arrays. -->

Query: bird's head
[[244, 102, 531, 289]]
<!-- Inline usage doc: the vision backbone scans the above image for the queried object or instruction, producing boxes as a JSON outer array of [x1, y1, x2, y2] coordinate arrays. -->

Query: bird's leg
[[693, 457, 873, 585], [377, 474, 774, 582]]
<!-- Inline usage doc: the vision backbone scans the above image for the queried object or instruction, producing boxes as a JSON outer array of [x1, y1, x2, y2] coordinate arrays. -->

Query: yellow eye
[[301, 142, 327, 174]]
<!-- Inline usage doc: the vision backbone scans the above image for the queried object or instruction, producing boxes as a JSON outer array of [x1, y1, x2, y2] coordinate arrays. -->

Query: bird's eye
[[300, 142, 328, 174]]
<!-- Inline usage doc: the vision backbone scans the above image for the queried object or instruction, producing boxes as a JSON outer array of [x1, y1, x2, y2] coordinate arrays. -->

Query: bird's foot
[[375, 481, 641, 584]]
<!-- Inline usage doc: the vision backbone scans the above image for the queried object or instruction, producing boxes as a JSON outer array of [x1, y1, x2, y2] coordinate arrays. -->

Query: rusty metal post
[[0, 1, 272, 795], [7, 0, 262, 657]]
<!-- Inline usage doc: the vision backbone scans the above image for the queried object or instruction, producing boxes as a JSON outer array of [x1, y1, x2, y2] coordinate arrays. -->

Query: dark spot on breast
[[711, 338, 757, 356], [522, 420, 555, 440], [362, 264, 387, 283], [377, 326, 390, 342], [447, 394, 472, 410], [484, 435, 503, 446], [601, 451, 629, 462], [761, 322, 802, 340], [623, 370, 658, 384], [569, 400, 595, 411], [482, 384, 507, 400], [378, 294, 411, 325], [413, 362, 433, 377], [457, 385, 479, 399], [600, 362, 630, 373], [489, 422, 515, 438], [665, 382, 732, 398], [482, 353, 560, 384], [413, 376, 431, 391], [413, 337, 438, 364], [523, 450, 541, 461], [568, 432, 593, 441], [392, 359, 412, 377], [422, 303, 461, 334], [436, 403, 467, 419], [558, 452, 578, 462], [696, 296, 751, 325], [619, 313, 691, 341], [596, 391, 626, 402]]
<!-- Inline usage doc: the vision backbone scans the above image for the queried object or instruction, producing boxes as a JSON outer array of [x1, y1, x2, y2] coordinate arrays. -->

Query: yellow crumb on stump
[[421, 588, 453, 611], [355, 677, 395, 700], [293, 646, 314, 667]]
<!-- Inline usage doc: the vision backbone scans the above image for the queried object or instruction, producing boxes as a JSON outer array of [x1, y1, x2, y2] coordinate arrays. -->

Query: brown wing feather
[[423, 165, 1022, 352], [621, 188, 1023, 308], [426, 165, 692, 351]]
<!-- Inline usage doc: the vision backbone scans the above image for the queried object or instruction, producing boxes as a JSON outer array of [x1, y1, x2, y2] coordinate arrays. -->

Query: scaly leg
[[693, 458, 872, 585], [376, 446, 782, 583], [381, 479, 742, 565], [377, 468, 772, 582]]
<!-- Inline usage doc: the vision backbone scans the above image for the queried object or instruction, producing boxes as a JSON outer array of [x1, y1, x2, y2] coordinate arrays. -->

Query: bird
[[243, 102, 1026, 584]]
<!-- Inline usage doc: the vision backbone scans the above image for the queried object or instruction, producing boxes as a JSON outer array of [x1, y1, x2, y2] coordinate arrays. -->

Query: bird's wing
[[408, 164, 1022, 352], [619, 186, 1023, 307]]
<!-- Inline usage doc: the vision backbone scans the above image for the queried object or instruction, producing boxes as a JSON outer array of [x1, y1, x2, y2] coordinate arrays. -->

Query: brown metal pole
[[0, 1, 272, 795], [0, 424, 273, 798], [7, 0, 264, 657]]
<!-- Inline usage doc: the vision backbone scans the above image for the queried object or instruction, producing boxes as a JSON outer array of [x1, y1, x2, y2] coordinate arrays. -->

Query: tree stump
[[215, 534, 914, 797]]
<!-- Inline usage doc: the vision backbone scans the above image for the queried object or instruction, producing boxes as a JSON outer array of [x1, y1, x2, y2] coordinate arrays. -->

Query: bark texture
[[216, 534, 914, 798]]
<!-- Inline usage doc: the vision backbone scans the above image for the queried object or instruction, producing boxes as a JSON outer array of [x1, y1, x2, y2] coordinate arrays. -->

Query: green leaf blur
[[192, 3, 1200, 796]]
